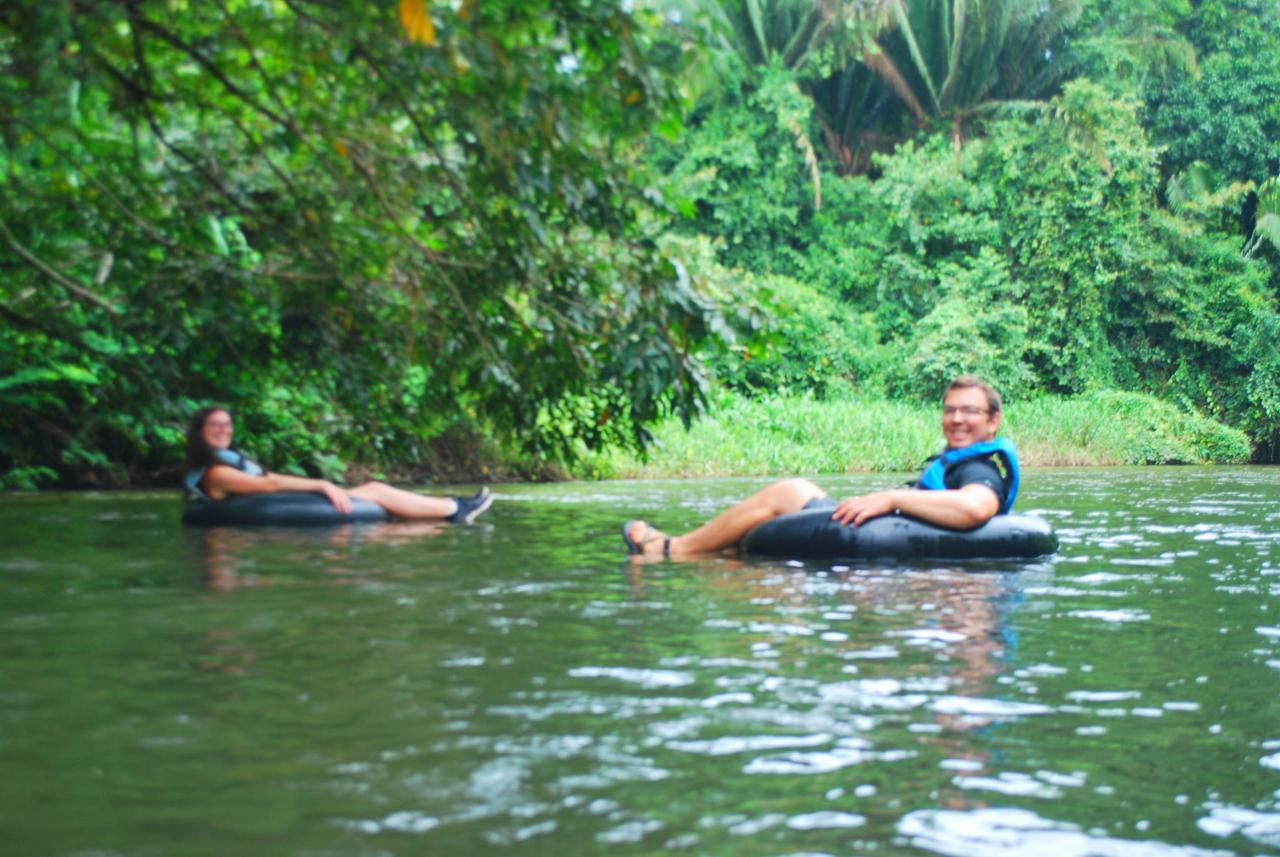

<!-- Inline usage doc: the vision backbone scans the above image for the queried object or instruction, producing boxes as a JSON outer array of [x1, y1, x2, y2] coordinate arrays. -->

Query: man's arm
[[830, 484, 1000, 529]]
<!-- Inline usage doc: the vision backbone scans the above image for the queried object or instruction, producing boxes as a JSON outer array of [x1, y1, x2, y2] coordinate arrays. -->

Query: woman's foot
[[622, 520, 671, 559], [447, 487, 494, 523]]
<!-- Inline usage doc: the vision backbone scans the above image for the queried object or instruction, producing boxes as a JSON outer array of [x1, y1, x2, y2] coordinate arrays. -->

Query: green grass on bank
[[585, 390, 1252, 479]]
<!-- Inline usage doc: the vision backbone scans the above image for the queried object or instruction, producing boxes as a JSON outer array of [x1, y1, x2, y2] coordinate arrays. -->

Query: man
[[622, 375, 1018, 559]]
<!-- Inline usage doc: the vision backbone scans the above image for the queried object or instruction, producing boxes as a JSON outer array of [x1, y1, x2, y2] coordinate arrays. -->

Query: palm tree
[[680, 0, 1196, 174], [688, 0, 877, 71], [811, 0, 1085, 171], [671, 0, 892, 204]]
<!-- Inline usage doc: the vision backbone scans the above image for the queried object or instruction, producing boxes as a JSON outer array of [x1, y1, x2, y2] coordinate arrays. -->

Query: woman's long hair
[[184, 405, 230, 474]]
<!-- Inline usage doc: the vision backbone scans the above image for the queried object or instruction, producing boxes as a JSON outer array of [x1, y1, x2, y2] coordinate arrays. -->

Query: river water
[[1, 467, 1278, 857]]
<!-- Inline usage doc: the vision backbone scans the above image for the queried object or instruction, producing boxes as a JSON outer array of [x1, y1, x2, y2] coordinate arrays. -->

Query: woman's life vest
[[184, 448, 265, 501]]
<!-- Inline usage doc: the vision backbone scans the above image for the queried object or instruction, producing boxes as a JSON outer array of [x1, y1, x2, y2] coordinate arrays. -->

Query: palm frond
[[1246, 177, 1280, 259], [936, 0, 968, 108], [1166, 161, 1220, 212], [745, 0, 771, 62], [1257, 177, 1280, 220], [890, 0, 943, 113]]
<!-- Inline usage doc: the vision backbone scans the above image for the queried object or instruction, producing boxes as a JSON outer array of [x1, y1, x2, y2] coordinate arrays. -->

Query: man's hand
[[831, 490, 902, 526]]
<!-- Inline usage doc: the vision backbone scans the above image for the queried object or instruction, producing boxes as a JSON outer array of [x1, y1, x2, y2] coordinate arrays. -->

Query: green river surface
[[1, 467, 1278, 857]]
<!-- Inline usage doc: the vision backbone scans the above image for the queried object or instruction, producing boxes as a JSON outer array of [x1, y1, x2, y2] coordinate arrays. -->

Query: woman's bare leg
[[627, 478, 826, 558], [348, 481, 456, 519]]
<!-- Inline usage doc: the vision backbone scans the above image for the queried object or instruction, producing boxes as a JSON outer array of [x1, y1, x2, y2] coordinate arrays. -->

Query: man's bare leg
[[626, 478, 826, 558]]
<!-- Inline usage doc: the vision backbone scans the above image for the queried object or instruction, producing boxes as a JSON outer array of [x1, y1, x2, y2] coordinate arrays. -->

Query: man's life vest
[[915, 437, 1020, 514]]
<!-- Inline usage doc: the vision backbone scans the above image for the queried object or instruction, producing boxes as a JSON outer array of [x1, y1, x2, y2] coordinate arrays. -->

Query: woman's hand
[[321, 481, 353, 514], [203, 465, 357, 514], [831, 490, 901, 526]]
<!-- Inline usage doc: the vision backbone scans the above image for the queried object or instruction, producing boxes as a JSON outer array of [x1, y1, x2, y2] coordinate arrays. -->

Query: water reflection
[[188, 522, 453, 685], [188, 521, 448, 591], [489, 558, 1045, 847]]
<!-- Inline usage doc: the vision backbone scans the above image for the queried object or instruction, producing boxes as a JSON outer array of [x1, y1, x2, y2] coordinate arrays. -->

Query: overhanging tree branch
[[0, 220, 122, 315], [14, 119, 177, 249], [132, 15, 304, 138], [211, 0, 302, 132], [0, 298, 91, 348]]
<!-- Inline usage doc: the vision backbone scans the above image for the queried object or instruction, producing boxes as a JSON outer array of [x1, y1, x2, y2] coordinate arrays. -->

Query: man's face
[[941, 386, 1001, 449]]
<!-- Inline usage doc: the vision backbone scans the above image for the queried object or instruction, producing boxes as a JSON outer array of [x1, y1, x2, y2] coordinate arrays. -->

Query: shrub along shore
[[584, 391, 1252, 480]]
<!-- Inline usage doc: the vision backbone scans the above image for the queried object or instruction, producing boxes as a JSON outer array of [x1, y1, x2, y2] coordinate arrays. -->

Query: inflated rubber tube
[[182, 491, 390, 526], [741, 510, 1057, 561]]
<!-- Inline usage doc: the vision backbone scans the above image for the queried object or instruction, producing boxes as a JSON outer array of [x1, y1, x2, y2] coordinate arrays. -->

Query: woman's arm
[[201, 465, 353, 513], [831, 484, 999, 529]]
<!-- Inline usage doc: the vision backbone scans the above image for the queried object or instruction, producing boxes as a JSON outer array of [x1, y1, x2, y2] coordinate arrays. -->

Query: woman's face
[[201, 409, 234, 450]]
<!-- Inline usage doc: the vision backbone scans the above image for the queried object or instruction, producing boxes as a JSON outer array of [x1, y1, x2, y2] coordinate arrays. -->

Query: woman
[[183, 405, 493, 522]]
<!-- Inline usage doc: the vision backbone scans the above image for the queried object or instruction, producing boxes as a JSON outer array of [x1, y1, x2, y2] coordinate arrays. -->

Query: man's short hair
[[945, 375, 1003, 414]]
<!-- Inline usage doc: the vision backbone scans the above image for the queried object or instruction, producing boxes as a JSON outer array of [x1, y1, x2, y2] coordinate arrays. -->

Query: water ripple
[[900, 807, 1235, 857], [567, 667, 696, 688], [1198, 806, 1280, 847], [667, 733, 833, 755]]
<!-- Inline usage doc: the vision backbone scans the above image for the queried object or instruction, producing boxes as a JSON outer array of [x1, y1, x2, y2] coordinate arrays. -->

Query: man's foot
[[622, 520, 671, 558], [447, 487, 493, 523]]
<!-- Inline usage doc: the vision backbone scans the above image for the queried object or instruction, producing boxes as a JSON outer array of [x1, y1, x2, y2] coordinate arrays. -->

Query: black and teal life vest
[[184, 448, 265, 501], [916, 437, 1020, 514]]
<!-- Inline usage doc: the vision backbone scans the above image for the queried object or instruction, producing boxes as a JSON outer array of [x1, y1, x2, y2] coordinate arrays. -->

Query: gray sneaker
[[447, 487, 493, 523]]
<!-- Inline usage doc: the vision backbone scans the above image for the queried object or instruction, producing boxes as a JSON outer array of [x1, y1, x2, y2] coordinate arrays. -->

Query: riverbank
[[580, 390, 1252, 479], [2, 391, 1253, 492]]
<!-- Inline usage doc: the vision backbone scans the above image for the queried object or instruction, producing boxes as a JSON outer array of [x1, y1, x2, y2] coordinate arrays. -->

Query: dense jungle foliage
[[1, 0, 722, 487], [2, 0, 1278, 489], [657, 0, 1280, 462]]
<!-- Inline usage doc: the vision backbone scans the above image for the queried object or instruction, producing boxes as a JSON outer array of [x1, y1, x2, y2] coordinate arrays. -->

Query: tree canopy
[[1, 0, 724, 487]]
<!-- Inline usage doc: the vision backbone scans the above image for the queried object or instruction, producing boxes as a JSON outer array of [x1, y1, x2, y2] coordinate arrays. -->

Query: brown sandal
[[622, 520, 670, 558]]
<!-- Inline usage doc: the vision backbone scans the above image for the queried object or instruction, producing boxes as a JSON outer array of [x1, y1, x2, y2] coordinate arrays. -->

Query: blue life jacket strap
[[185, 448, 265, 501], [915, 437, 1020, 514]]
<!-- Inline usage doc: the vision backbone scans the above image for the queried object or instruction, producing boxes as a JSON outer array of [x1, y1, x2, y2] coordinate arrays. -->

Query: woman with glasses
[[622, 375, 1019, 559], [183, 406, 493, 523]]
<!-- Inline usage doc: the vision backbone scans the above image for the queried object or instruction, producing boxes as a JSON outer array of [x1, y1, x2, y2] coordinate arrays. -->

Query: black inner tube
[[741, 509, 1057, 560], [182, 491, 390, 526]]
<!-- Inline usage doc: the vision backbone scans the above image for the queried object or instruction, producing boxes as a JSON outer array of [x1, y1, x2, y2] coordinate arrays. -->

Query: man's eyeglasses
[[942, 405, 990, 417]]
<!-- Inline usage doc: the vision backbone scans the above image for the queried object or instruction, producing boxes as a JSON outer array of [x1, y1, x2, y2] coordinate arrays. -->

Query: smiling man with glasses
[[623, 375, 1020, 560]]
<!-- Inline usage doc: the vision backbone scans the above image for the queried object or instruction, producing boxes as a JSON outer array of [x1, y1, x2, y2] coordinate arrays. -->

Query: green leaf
[[201, 214, 230, 256], [0, 364, 99, 392]]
